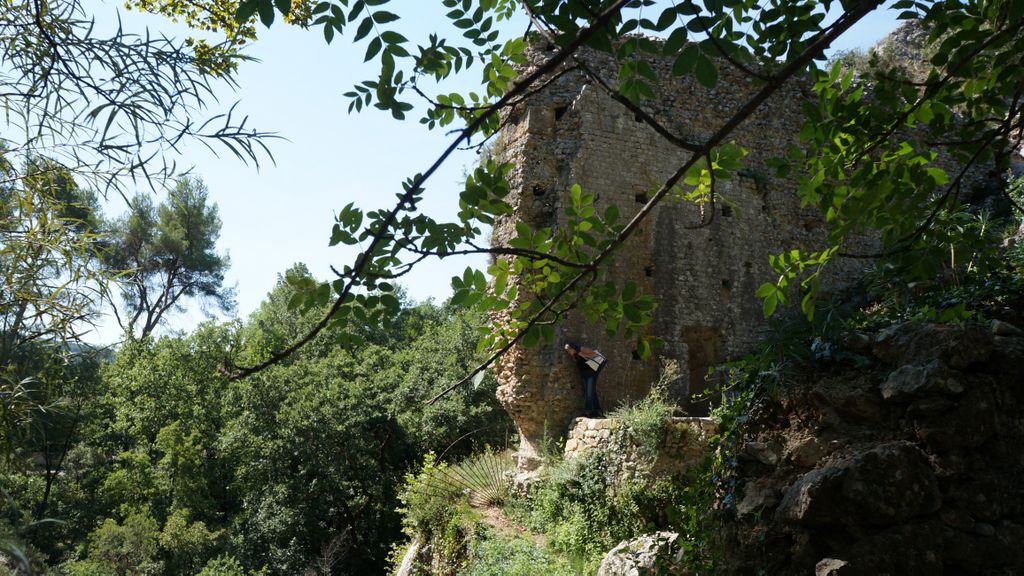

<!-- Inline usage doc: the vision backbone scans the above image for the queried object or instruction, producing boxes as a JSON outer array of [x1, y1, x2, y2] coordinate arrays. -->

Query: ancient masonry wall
[[490, 43, 982, 469], [564, 416, 716, 480]]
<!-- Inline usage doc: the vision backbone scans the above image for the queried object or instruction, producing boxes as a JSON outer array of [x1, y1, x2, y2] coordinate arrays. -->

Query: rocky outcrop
[[721, 321, 1024, 575]]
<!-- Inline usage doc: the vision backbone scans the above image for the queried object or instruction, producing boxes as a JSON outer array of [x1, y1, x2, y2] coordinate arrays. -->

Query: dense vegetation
[[0, 260, 509, 574], [4, 0, 1024, 573]]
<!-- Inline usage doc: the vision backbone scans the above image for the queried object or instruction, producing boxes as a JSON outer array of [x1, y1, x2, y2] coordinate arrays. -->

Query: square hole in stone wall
[[635, 192, 648, 203]]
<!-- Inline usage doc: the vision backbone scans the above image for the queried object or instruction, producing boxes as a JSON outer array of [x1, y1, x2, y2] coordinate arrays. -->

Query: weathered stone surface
[[990, 335, 1024, 383], [736, 477, 780, 517], [838, 521, 946, 575], [809, 376, 883, 422], [880, 359, 963, 401], [905, 396, 957, 419], [914, 385, 996, 453], [991, 319, 1023, 336], [742, 441, 780, 466], [719, 307, 1024, 574], [597, 532, 681, 576], [563, 417, 715, 480], [814, 558, 850, 576], [776, 442, 941, 527], [786, 436, 830, 468], [872, 322, 993, 368]]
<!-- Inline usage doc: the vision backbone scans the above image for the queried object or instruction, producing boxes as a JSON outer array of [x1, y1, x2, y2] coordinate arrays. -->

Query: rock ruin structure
[[489, 41, 983, 471]]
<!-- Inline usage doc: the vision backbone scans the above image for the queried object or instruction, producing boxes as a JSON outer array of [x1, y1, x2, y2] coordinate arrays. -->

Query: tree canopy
[[103, 176, 235, 339]]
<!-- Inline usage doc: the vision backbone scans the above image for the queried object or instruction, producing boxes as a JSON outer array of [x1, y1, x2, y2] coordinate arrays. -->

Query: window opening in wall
[[532, 184, 546, 196], [554, 105, 569, 121], [645, 265, 655, 277], [722, 205, 734, 217], [721, 279, 732, 290], [635, 192, 648, 203], [682, 327, 722, 417]]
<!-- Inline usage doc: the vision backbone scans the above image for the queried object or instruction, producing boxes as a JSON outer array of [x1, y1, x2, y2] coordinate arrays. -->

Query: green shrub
[[609, 377, 676, 459], [517, 450, 686, 565], [396, 453, 492, 575], [462, 532, 579, 576]]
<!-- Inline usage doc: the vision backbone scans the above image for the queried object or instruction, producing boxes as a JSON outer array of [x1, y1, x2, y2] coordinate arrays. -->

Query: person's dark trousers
[[582, 372, 602, 417]]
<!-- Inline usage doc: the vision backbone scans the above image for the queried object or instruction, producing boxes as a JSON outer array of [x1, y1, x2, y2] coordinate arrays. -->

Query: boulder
[[597, 532, 682, 576], [880, 360, 963, 401], [991, 319, 1023, 337], [786, 436, 831, 468], [736, 477, 780, 517], [872, 322, 992, 368], [742, 441, 780, 466], [776, 442, 941, 527]]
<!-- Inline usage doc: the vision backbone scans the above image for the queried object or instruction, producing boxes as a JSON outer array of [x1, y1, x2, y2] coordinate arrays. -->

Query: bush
[[462, 533, 578, 576], [396, 453, 488, 575]]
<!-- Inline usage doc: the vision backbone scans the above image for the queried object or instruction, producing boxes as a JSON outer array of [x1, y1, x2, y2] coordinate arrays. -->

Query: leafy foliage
[[102, 176, 235, 339], [0, 266, 511, 574], [0, 0, 273, 192], [173, 0, 1023, 395]]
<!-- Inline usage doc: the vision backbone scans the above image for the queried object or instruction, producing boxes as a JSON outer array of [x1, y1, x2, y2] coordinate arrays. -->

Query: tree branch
[[224, 0, 637, 381], [428, 0, 884, 403]]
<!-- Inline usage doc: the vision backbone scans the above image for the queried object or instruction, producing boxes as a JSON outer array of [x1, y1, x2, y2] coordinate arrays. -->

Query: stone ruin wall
[[490, 42, 987, 469], [564, 416, 717, 480]]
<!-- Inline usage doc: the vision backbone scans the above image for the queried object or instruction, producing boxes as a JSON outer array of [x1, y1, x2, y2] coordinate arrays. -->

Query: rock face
[[720, 321, 1024, 575], [774, 442, 941, 527]]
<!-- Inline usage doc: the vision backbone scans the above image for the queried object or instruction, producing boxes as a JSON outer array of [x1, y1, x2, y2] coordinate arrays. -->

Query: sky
[[82, 0, 902, 341]]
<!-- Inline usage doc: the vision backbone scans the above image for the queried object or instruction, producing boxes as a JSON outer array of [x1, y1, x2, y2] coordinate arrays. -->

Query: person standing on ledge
[[564, 342, 607, 418]]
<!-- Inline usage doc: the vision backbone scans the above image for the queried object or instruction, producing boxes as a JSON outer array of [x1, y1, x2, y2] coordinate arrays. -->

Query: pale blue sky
[[83, 0, 900, 340]]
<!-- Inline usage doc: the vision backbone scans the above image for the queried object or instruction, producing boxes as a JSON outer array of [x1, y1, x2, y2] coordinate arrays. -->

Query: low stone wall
[[564, 416, 716, 478]]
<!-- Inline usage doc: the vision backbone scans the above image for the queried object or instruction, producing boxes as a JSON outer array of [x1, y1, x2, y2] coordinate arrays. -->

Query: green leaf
[[257, 0, 275, 26], [372, 10, 399, 23], [522, 326, 540, 347], [353, 16, 373, 41], [364, 36, 382, 61], [755, 282, 776, 298], [636, 337, 651, 360], [235, 0, 260, 22], [926, 167, 949, 186], [664, 27, 688, 55], [695, 55, 718, 88], [762, 292, 778, 318], [380, 30, 407, 44], [673, 44, 699, 76], [604, 204, 619, 225]]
